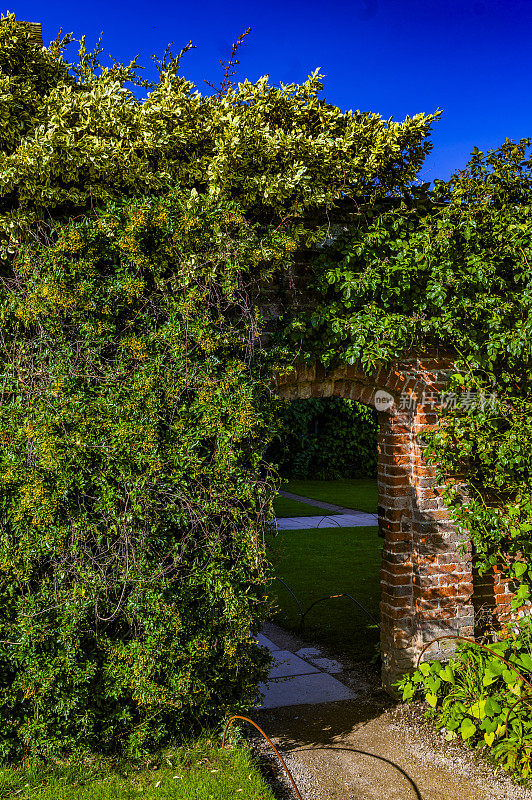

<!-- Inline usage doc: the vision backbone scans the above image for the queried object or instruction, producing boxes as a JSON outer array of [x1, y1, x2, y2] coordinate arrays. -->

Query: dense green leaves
[[0, 190, 291, 759], [0, 13, 442, 760], [269, 397, 377, 479], [288, 139, 532, 601], [396, 619, 532, 785], [0, 12, 438, 258], [3, 10, 531, 770]]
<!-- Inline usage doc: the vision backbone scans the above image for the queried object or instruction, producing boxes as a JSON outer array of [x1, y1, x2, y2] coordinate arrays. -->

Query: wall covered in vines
[[1, 11, 531, 761], [0, 14, 438, 758]]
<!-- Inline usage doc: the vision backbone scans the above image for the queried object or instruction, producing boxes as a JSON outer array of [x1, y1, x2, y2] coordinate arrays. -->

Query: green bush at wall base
[[395, 617, 532, 785]]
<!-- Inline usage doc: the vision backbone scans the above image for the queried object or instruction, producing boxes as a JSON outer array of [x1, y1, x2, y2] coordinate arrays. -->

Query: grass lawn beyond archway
[[267, 524, 382, 662]]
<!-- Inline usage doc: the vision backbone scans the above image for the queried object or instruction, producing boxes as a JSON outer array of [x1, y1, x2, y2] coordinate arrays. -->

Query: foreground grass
[[273, 495, 327, 517], [268, 525, 382, 661], [283, 479, 378, 514], [0, 739, 276, 800]]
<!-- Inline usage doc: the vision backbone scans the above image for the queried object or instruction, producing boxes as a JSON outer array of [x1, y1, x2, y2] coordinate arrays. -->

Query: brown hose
[[222, 715, 304, 800]]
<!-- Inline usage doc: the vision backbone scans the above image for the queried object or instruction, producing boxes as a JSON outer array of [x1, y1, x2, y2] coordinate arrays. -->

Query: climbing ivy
[[290, 139, 532, 605]]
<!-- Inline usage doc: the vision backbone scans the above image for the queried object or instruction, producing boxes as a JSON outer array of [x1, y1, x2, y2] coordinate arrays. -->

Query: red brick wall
[[275, 357, 513, 688]]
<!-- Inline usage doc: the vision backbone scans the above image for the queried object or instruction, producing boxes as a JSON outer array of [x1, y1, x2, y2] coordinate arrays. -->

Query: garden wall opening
[[275, 356, 515, 688]]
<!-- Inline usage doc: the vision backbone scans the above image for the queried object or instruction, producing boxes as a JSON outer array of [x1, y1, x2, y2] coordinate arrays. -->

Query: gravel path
[[247, 622, 532, 800]]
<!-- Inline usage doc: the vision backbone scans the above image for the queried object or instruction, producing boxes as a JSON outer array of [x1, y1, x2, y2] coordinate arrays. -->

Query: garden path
[[275, 491, 378, 530], [251, 623, 530, 800]]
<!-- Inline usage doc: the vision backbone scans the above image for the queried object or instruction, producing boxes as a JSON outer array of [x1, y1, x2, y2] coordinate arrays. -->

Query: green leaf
[[484, 697, 501, 716], [460, 718, 477, 740], [402, 683, 415, 701], [484, 731, 495, 746], [440, 664, 455, 683], [516, 653, 532, 672], [513, 561, 528, 578], [468, 700, 486, 719], [502, 668, 517, 684]]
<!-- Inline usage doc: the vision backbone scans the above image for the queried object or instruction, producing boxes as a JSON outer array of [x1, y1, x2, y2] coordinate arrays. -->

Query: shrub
[[0, 12, 438, 257], [396, 617, 532, 785], [0, 189, 290, 759], [0, 12, 441, 760], [270, 397, 377, 479]]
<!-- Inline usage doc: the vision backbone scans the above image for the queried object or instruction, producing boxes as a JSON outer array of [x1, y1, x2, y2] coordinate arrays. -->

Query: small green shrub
[[396, 617, 532, 785]]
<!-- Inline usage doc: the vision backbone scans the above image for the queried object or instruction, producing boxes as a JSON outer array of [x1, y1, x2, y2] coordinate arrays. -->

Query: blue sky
[[7, 0, 532, 182]]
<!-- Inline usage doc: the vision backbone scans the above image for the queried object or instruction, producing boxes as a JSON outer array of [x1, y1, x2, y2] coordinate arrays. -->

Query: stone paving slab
[[275, 512, 378, 530], [256, 628, 357, 708], [296, 647, 344, 674], [255, 633, 281, 651], [268, 650, 320, 679], [258, 672, 358, 709]]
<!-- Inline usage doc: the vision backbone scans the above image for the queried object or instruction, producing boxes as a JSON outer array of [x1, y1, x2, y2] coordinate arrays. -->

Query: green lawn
[[273, 495, 327, 517], [0, 739, 276, 800], [283, 478, 378, 513], [267, 525, 382, 661]]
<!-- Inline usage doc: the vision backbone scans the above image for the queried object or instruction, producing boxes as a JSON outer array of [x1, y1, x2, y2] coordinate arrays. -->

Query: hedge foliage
[[4, 9, 531, 764], [270, 398, 377, 479], [0, 13, 438, 254], [0, 14, 439, 758], [0, 189, 294, 759]]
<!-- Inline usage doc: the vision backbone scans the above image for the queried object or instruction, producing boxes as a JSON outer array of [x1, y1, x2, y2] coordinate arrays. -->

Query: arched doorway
[[275, 356, 490, 687]]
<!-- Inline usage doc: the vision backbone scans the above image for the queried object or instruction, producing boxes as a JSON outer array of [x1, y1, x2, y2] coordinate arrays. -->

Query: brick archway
[[275, 357, 514, 688]]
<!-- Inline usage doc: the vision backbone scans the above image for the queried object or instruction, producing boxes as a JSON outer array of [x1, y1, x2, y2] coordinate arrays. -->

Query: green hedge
[[0, 191, 289, 759], [270, 398, 377, 479]]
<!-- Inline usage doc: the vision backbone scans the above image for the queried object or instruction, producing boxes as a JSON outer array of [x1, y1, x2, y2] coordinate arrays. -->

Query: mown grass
[[0, 738, 276, 800], [268, 525, 382, 662], [283, 479, 378, 513], [273, 495, 327, 517]]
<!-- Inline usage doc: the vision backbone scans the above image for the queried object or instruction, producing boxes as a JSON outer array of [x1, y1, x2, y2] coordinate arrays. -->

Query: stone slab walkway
[[256, 632, 357, 709], [275, 512, 378, 530], [275, 491, 378, 530]]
